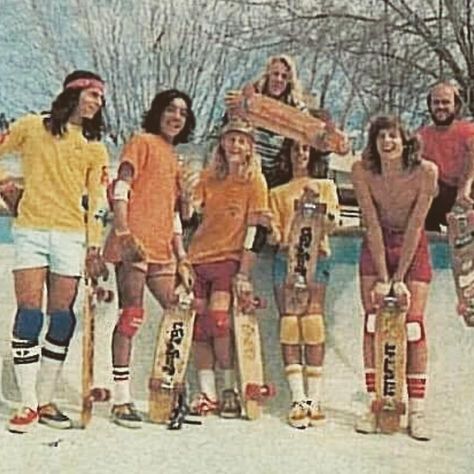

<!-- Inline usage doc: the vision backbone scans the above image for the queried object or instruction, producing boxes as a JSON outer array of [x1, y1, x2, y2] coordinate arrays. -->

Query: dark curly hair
[[43, 70, 105, 141], [277, 138, 330, 185], [142, 89, 195, 144], [362, 115, 421, 174]]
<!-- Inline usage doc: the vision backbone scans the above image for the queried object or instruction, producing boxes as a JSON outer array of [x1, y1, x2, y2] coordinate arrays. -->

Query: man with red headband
[[418, 82, 474, 231], [0, 70, 109, 433]]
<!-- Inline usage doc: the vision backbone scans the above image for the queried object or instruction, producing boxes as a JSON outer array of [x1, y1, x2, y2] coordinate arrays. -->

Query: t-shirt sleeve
[[0, 114, 36, 158], [248, 172, 269, 216], [120, 134, 148, 182]]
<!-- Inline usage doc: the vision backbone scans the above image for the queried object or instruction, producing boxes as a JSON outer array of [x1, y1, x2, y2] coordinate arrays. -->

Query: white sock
[[285, 364, 306, 402], [409, 398, 425, 414], [113, 366, 131, 405], [222, 369, 235, 391], [37, 339, 68, 406], [305, 366, 323, 403], [12, 339, 40, 410], [197, 369, 217, 401]]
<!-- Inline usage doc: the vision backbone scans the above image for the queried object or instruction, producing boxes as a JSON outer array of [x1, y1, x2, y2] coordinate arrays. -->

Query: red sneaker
[[8, 407, 39, 434], [189, 393, 219, 416]]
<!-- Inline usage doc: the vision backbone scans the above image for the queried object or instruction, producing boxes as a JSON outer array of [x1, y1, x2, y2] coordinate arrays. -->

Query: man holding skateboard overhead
[[0, 70, 109, 433], [418, 81, 474, 231], [351, 116, 437, 441]]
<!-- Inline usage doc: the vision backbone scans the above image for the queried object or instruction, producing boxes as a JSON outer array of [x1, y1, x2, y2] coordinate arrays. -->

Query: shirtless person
[[418, 82, 474, 231], [351, 116, 438, 441]]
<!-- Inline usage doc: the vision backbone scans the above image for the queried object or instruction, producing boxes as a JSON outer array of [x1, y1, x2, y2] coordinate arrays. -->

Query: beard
[[430, 109, 456, 126]]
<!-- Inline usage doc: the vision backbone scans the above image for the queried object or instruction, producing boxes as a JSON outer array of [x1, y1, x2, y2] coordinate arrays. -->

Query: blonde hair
[[208, 136, 260, 182], [253, 54, 304, 105]]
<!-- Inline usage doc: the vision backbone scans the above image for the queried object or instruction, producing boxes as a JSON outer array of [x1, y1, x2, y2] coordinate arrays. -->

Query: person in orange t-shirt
[[185, 118, 269, 418], [103, 90, 196, 428], [418, 82, 474, 231]]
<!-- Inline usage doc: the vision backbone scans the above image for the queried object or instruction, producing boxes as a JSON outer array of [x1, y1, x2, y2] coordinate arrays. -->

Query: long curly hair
[[43, 70, 105, 141], [277, 138, 330, 184], [252, 54, 304, 106], [362, 115, 421, 174], [142, 89, 196, 144]]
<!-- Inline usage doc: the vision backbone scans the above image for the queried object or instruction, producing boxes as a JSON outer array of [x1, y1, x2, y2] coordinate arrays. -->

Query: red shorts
[[359, 229, 432, 283], [192, 260, 239, 342]]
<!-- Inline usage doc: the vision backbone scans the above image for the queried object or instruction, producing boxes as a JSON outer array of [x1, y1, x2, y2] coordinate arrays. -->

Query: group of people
[[0, 54, 471, 443]]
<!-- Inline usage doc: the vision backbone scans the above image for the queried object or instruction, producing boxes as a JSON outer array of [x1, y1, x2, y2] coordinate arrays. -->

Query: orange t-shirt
[[188, 169, 268, 264], [104, 133, 180, 264], [418, 120, 474, 187]]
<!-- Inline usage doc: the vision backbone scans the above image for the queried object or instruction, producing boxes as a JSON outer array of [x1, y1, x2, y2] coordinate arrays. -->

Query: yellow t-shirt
[[188, 169, 269, 264], [103, 133, 180, 264], [0, 114, 109, 246], [269, 177, 339, 256]]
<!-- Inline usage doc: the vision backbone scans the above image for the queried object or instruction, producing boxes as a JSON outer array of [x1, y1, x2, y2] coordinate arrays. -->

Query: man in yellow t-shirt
[[269, 139, 339, 429], [0, 70, 109, 434]]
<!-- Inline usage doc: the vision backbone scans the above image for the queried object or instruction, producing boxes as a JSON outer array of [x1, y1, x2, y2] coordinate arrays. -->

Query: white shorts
[[12, 227, 86, 277]]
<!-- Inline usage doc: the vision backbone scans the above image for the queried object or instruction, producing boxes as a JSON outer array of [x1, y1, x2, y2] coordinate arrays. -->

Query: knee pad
[[116, 307, 144, 338], [209, 310, 231, 338], [301, 314, 325, 345], [12, 308, 44, 342], [364, 312, 376, 335], [46, 310, 77, 346], [406, 314, 426, 343], [280, 315, 300, 345]]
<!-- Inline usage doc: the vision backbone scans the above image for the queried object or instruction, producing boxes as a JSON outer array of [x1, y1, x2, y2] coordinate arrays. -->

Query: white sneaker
[[288, 401, 309, 429], [408, 411, 431, 441], [355, 410, 377, 434], [307, 400, 326, 427]]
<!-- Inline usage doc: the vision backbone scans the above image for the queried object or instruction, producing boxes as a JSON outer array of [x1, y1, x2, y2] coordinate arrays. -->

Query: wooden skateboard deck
[[285, 188, 327, 315], [149, 289, 195, 423], [80, 279, 113, 428], [372, 296, 406, 434], [238, 90, 349, 155], [233, 296, 275, 420], [447, 204, 474, 327]]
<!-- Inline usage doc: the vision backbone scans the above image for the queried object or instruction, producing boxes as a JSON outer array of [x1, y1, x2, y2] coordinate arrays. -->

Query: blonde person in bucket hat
[[184, 117, 270, 418]]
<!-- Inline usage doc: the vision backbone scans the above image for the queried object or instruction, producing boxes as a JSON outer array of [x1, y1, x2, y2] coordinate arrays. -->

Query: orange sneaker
[[8, 407, 39, 434]]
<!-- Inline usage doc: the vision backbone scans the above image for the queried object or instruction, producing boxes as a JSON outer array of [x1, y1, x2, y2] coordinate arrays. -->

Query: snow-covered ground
[[0, 238, 473, 474]]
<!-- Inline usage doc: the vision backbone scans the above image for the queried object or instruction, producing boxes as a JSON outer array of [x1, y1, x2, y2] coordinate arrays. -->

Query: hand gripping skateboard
[[447, 203, 474, 326], [233, 292, 275, 420], [149, 286, 196, 423], [80, 278, 113, 428], [372, 296, 407, 434], [285, 188, 327, 315], [233, 87, 349, 155]]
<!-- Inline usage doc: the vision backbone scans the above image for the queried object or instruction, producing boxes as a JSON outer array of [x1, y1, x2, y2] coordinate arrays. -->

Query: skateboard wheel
[[457, 302, 467, 316], [90, 387, 111, 402], [245, 383, 276, 401], [464, 313, 474, 327]]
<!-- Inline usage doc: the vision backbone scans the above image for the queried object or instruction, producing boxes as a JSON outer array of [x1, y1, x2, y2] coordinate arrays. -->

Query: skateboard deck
[[80, 279, 113, 428], [237, 90, 349, 155], [447, 204, 474, 327], [149, 288, 195, 423], [372, 296, 406, 434], [285, 188, 327, 315], [233, 295, 275, 420]]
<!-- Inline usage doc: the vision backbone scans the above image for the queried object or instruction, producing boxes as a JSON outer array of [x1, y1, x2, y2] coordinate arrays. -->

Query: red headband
[[64, 78, 105, 93]]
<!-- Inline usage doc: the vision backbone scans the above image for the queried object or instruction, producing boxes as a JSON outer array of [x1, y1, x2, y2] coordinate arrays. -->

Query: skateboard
[[149, 287, 196, 423], [233, 294, 275, 420], [80, 278, 113, 428], [235, 89, 349, 155], [447, 203, 474, 327], [372, 296, 406, 434], [285, 188, 327, 315]]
